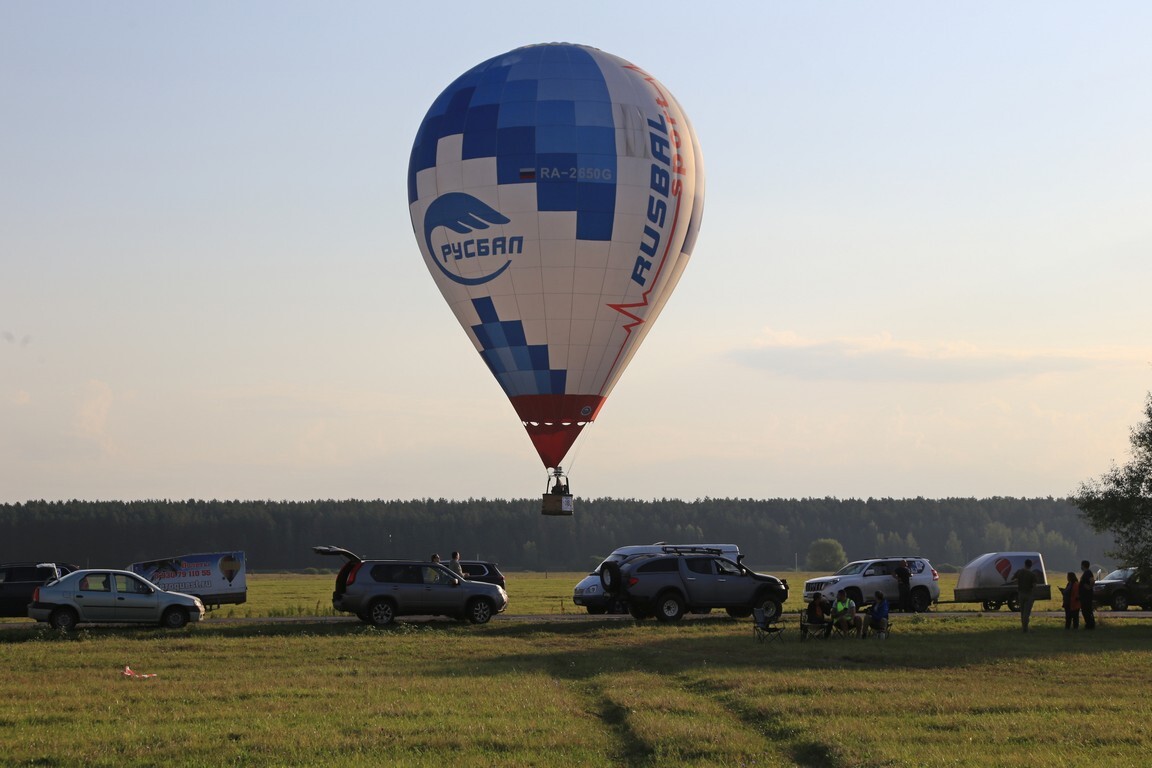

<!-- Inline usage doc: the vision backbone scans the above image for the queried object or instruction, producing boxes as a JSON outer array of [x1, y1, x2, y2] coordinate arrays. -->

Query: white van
[[572, 543, 741, 614]]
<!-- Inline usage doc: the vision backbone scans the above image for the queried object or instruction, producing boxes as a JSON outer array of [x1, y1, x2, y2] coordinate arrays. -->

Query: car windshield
[[833, 562, 869, 576], [1104, 568, 1134, 581]]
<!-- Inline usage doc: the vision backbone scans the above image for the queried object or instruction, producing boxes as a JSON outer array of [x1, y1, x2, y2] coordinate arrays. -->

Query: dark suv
[[0, 562, 78, 618], [313, 546, 508, 626], [460, 561, 506, 589], [601, 550, 788, 622], [1093, 568, 1152, 611]]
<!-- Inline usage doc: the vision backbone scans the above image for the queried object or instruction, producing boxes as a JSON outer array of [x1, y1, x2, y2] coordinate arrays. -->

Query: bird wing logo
[[422, 192, 516, 286]]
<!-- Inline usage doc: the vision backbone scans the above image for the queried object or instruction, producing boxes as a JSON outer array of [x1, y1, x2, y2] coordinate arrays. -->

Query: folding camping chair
[[752, 608, 786, 643], [800, 610, 831, 641]]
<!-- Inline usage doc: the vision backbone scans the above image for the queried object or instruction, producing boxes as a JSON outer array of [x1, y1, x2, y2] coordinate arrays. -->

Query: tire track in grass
[[577, 678, 655, 766], [683, 676, 852, 768]]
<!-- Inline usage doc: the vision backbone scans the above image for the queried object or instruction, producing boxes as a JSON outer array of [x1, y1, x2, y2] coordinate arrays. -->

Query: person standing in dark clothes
[[1079, 560, 1096, 630], [1011, 559, 1039, 632], [894, 560, 912, 612], [1060, 571, 1080, 630]]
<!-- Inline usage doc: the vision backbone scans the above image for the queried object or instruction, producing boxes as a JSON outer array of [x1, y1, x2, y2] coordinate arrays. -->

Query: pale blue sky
[[2, 2, 1149, 503]]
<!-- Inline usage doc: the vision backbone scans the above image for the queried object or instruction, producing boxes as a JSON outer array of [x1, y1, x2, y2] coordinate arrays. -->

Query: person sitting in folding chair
[[802, 595, 833, 640], [752, 607, 785, 643], [831, 589, 862, 637], [862, 590, 890, 639]]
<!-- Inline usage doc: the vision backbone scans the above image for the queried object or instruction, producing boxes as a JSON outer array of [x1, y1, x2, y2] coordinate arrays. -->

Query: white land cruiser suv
[[802, 556, 940, 612]]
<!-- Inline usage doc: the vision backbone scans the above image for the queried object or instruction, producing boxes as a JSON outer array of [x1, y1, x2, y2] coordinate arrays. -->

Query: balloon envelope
[[408, 43, 704, 468]]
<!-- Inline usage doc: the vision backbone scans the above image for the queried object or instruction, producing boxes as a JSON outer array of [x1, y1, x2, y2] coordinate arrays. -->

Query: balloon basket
[[541, 493, 574, 516]]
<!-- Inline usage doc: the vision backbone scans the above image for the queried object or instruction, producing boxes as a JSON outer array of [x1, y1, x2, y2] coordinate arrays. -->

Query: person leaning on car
[[894, 560, 912, 612]]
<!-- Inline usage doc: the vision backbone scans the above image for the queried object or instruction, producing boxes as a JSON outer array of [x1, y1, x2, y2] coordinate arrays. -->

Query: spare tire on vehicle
[[600, 562, 623, 595]]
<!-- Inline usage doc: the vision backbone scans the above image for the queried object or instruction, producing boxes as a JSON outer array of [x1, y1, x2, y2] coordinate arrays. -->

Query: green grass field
[[1, 572, 1148, 767]]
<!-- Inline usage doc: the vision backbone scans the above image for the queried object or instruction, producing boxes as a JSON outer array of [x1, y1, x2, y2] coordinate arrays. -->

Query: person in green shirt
[[831, 589, 862, 637]]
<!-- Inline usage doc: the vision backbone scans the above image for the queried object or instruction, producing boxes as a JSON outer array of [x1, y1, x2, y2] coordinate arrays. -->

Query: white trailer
[[130, 551, 246, 609], [954, 552, 1051, 611]]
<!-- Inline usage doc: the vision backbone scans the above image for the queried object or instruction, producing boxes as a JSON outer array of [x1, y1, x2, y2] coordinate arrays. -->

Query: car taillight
[[627, 577, 639, 588], [347, 562, 363, 586], [32, 587, 39, 602], [931, 569, 939, 581]]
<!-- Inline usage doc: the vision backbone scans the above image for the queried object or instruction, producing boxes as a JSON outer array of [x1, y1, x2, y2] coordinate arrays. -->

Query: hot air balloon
[[407, 43, 704, 514]]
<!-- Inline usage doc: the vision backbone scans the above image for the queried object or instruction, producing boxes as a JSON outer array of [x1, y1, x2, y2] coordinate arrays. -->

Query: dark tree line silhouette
[[0, 497, 1112, 574]]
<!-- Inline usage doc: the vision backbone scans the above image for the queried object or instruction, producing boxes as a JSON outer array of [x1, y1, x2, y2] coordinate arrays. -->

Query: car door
[[74, 572, 118, 621], [110, 573, 161, 623], [712, 557, 759, 605], [681, 557, 721, 605], [379, 564, 423, 614], [418, 564, 461, 616], [863, 561, 900, 603]]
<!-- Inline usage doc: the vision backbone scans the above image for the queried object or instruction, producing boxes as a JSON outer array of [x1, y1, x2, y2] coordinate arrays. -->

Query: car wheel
[[910, 588, 932, 613], [846, 588, 864, 605], [1111, 592, 1129, 611], [726, 607, 752, 619], [757, 598, 783, 623], [467, 598, 494, 625], [161, 607, 189, 629], [49, 608, 78, 631], [607, 597, 628, 614], [367, 599, 396, 627], [1006, 597, 1020, 612], [627, 602, 649, 620], [599, 562, 622, 595], [586, 606, 607, 615], [982, 600, 1002, 611], [654, 592, 685, 622]]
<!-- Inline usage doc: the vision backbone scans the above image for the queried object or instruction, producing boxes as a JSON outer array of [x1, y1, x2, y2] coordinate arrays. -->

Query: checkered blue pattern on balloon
[[407, 45, 617, 242], [470, 297, 566, 396]]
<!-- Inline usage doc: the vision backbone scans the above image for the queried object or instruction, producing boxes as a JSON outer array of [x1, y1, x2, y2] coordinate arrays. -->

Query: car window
[[114, 574, 152, 595], [685, 558, 713, 575], [79, 574, 110, 592], [715, 558, 743, 576], [398, 565, 423, 584], [422, 565, 453, 585], [6, 567, 42, 582], [637, 558, 679, 573], [834, 562, 868, 576]]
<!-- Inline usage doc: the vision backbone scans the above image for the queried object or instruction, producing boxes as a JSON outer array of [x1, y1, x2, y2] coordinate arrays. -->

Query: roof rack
[[660, 546, 725, 555]]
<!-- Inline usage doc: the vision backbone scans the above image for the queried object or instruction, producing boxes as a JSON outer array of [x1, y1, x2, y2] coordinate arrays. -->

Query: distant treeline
[[0, 497, 1114, 574]]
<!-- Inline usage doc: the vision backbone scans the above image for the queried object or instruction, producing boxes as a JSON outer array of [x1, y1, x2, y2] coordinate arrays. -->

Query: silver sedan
[[28, 569, 205, 630]]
